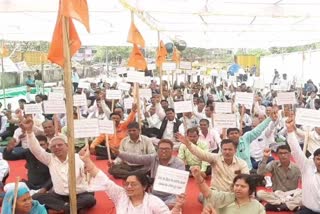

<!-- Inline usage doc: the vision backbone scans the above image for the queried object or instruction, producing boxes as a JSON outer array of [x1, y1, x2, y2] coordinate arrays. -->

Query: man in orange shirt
[[90, 104, 137, 160]]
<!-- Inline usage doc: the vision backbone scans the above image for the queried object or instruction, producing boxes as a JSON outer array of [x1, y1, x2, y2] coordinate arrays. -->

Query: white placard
[[98, 119, 115, 134], [276, 92, 296, 105], [73, 94, 87, 106], [24, 104, 42, 114], [162, 62, 176, 71], [147, 63, 156, 70], [253, 79, 265, 89], [215, 102, 232, 114], [271, 84, 281, 91], [153, 166, 189, 195], [127, 71, 145, 84], [48, 92, 64, 101], [74, 119, 100, 138], [175, 69, 182, 74], [118, 82, 131, 91], [43, 100, 66, 114], [78, 82, 91, 89], [295, 108, 320, 127], [174, 101, 193, 113], [116, 67, 127, 75], [124, 97, 134, 109], [106, 90, 122, 100], [139, 89, 152, 99], [179, 61, 192, 70], [235, 92, 254, 106], [52, 87, 65, 94], [213, 114, 237, 128]]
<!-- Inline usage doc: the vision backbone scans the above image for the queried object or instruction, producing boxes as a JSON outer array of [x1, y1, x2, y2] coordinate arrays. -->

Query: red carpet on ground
[[6, 158, 292, 214]]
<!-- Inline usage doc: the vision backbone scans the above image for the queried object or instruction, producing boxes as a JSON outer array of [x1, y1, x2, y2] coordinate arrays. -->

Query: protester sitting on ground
[[191, 166, 265, 214], [115, 139, 185, 208], [3, 135, 52, 194], [179, 112, 198, 129], [178, 127, 210, 177], [257, 146, 302, 212], [108, 122, 155, 179], [42, 120, 56, 142], [90, 103, 137, 160], [142, 105, 161, 138], [26, 74, 35, 87], [78, 144, 185, 213], [23, 119, 96, 214], [1, 182, 47, 214], [198, 119, 221, 153], [286, 113, 320, 214], [0, 153, 9, 185], [176, 134, 249, 192]]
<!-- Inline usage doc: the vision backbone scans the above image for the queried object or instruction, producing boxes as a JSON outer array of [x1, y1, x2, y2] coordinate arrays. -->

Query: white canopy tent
[[1, 0, 320, 48]]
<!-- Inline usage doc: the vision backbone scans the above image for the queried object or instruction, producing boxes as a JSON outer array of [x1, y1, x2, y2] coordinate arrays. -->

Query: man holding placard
[[108, 122, 156, 179]]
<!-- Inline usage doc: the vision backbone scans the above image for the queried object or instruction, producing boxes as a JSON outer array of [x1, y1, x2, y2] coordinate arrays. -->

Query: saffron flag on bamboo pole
[[128, 44, 147, 71], [127, 22, 145, 48], [156, 40, 167, 67], [48, 0, 90, 67], [172, 47, 180, 63]]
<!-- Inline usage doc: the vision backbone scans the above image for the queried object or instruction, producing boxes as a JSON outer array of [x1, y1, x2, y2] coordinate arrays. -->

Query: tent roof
[[1, 0, 320, 48]]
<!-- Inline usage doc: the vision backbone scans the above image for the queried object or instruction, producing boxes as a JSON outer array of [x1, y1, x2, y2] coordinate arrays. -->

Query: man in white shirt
[[198, 119, 221, 153], [286, 115, 320, 213], [23, 119, 96, 214], [0, 113, 9, 141], [0, 153, 9, 184]]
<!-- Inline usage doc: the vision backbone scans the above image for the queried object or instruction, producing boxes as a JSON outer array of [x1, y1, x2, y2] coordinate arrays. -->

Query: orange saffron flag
[[172, 47, 180, 63], [61, 0, 90, 32], [127, 22, 145, 48], [128, 44, 147, 71], [156, 40, 167, 67], [48, 16, 81, 67]]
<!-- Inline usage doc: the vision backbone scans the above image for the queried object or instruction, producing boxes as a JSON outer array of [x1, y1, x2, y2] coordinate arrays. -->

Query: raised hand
[[175, 133, 191, 146], [131, 103, 138, 112], [270, 106, 279, 122], [79, 144, 91, 163], [190, 166, 201, 178], [286, 111, 296, 133], [201, 206, 217, 214], [21, 119, 34, 134], [263, 148, 271, 158]]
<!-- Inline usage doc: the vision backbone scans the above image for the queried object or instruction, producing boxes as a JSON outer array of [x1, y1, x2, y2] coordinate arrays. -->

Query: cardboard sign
[[162, 62, 176, 71], [124, 97, 134, 109], [98, 119, 115, 134], [24, 104, 42, 114], [74, 119, 100, 138], [215, 102, 232, 114], [174, 101, 193, 113], [147, 64, 156, 70], [127, 71, 145, 84], [213, 114, 237, 128], [179, 61, 192, 70], [48, 92, 64, 101], [43, 100, 66, 114], [295, 108, 320, 127], [139, 89, 152, 99], [73, 94, 87, 107], [118, 82, 131, 91], [106, 90, 122, 100], [153, 166, 189, 195], [276, 92, 296, 105], [235, 92, 254, 106]]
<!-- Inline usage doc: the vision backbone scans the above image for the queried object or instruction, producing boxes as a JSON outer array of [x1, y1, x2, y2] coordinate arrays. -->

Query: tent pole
[[157, 31, 163, 98], [62, 16, 77, 214], [1, 40, 6, 107]]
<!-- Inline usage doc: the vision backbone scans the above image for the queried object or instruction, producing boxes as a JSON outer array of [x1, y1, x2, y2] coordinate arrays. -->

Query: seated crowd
[[0, 78, 319, 214]]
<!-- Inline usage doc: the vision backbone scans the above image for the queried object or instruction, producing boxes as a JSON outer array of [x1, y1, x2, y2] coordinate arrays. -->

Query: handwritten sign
[[215, 102, 232, 114], [139, 89, 152, 99], [106, 90, 122, 100], [43, 100, 66, 114], [295, 108, 320, 127], [98, 119, 115, 134], [276, 92, 296, 105], [124, 97, 134, 109], [48, 92, 64, 101], [74, 119, 100, 138], [24, 104, 42, 114], [174, 101, 193, 113], [127, 71, 145, 84], [118, 82, 131, 91], [162, 62, 176, 71], [213, 114, 237, 128], [235, 92, 254, 106], [179, 61, 192, 70], [153, 166, 189, 195], [73, 94, 87, 107]]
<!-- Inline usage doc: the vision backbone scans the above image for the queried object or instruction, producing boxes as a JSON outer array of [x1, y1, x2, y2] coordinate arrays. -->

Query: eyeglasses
[[123, 182, 140, 188], [158, 147, 171, 151]]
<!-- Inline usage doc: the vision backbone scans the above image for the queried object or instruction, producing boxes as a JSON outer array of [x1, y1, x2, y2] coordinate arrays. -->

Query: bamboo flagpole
[[0, 40, 6, 106], [157, 31, 163, 98], [62, 16, 78, 214], [12, 177, 20, 213], [134, 83, 142, 130]]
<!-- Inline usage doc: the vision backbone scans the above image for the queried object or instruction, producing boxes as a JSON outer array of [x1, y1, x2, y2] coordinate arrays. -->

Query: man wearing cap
[[23, 119, 96, 214]]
